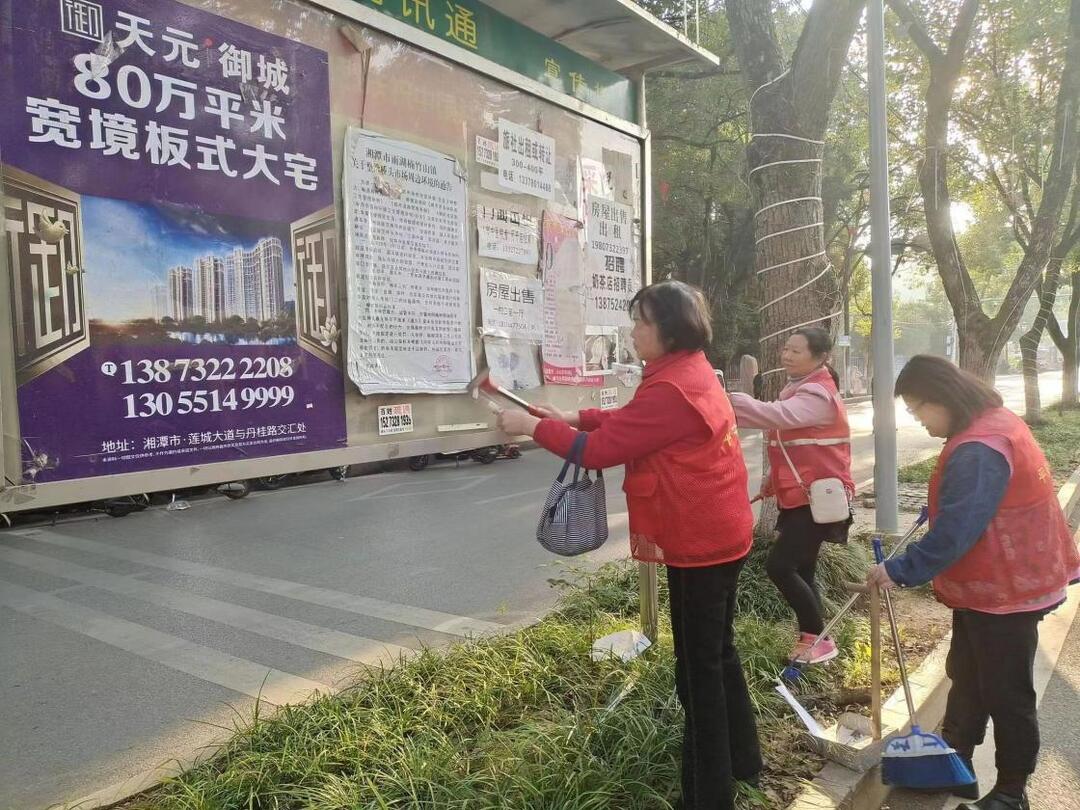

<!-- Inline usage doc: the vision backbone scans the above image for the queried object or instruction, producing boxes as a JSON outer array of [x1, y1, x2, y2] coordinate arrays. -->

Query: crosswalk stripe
[[0, 545, 414, 666], [11, 529, 503, 637], [0, 580, 325, 705]]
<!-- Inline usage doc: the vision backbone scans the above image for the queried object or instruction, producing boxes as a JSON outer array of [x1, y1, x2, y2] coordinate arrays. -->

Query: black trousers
[[941, 608, 1044, 777], [767, 506, 848, 635], [667, 557, 762, 810]]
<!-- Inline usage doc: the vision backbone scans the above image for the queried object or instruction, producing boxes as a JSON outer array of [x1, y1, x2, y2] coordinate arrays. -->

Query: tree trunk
[[1021, 328, 1043, 424], [1047, 272, 1080, 407], [725, 0, 866, 533], [1060, 272, 1080, 408]]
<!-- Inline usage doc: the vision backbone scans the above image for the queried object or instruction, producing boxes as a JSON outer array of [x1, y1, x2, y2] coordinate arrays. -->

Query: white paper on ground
[[775, 680, 826, 737], [591, 629, 652, 662]]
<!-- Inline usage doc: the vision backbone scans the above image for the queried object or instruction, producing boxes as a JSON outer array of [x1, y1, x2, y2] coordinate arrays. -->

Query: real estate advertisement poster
[[0, 0, 345, 481]]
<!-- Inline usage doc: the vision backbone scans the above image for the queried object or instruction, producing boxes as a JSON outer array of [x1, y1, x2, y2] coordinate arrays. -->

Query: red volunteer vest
[[622, 351, 753, 567], [929, 407, 1080, 611], [767, 367, 854, 510]]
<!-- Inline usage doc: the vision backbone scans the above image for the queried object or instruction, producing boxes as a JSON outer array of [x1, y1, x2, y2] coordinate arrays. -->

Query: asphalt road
[[0, 372, 1067, 810]]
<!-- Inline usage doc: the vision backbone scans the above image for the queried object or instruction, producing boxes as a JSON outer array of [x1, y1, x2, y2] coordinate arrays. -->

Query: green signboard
[[350, 0, 638, 122]]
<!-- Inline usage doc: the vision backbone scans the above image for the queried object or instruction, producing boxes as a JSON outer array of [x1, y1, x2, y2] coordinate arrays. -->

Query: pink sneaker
[[792, 632, 839, 664]]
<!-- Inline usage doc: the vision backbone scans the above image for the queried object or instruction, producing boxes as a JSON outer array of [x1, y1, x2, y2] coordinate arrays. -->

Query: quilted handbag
[[536, 432, 609, 556]]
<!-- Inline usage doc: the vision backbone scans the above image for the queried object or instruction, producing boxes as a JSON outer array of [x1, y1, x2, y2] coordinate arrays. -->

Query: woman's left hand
[[866, 562, 897, 591], [496, 408, 541, 437]]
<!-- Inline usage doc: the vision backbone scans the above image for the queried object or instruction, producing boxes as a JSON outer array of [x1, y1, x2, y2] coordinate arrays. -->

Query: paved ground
[[0, 372, 1068, 810]]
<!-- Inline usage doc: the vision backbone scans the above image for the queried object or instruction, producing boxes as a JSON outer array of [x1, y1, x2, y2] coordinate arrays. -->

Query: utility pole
[[868, 0, 898, 533]]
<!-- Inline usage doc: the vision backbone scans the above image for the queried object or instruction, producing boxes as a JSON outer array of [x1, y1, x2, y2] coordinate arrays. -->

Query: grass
[[897, 404, 1080, 486], [128, 555, 873, 810]]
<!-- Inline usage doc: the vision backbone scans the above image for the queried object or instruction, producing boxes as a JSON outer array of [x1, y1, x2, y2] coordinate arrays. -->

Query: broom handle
[[804, 507, 928, 651], [883, 589, 917, 719], [874, 538, 918, 719]]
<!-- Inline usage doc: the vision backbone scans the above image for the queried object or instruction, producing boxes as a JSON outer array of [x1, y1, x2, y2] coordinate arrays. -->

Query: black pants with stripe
[[667, 556, 762, 810]]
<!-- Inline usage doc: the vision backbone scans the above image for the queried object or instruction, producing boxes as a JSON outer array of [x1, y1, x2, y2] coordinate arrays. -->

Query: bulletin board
[[0, 0, 645, 506]]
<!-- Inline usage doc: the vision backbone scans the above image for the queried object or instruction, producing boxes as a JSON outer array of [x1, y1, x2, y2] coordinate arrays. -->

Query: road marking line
[[9, 530, 502, 637], [0, 580, 325, 705], [348, 474, 492, 501], [474, 487, 551, 505], [0, 546, 414, 666]]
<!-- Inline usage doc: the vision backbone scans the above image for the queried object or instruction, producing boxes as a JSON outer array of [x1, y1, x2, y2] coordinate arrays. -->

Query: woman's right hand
[[532, 405, 580, 427], [755, 478, 773, 502]]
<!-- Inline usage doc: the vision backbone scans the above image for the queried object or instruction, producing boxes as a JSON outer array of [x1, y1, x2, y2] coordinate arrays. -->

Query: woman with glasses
[[867, 354, 1080, 810]]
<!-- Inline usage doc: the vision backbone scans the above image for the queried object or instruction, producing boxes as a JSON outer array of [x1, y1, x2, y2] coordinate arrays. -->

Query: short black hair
[[894, 354, 1003, 436], [629, 280, 712, 353], [791, 326, 833, 357]]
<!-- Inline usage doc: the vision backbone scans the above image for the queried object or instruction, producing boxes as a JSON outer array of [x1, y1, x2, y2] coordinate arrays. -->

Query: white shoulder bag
[[775, 431, 851, 524]]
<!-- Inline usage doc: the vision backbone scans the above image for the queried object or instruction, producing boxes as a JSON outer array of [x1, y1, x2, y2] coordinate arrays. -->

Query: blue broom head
[[780, 663, 803, 682], [881, 726, 977, 790]]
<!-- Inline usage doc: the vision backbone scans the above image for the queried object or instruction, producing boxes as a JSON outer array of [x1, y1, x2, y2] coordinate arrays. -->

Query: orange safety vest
[[766, 367, 854, 510], [622, 351, 753, 567], [929, 407, 1080, 611]]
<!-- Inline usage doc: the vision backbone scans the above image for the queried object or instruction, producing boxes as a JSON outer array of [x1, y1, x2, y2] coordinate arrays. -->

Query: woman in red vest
[[729, 327, 854, 665], [496, 280, 760, 810], [867, 355, 1080, 810]]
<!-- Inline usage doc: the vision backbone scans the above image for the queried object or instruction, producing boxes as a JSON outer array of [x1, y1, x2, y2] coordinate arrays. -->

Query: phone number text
[[123, 386, 296, 419]]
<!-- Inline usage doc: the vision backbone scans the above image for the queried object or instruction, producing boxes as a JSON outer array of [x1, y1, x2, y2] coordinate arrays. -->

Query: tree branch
[[886, 0, 946, 63], [788, 0, 868, 132], [943, 0, 982, 78], [985, 158, 1032, 246], [723, 0, 785, 93]]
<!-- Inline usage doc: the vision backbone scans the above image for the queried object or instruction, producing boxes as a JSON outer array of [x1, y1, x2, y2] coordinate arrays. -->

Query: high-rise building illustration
[[167, 266, 193, 321], [150, 283, 168, 321], [252, 237, 286, 321], [158, 238, 285, 324], [193, 254, 226, 322], [223, 247, 247, 320]]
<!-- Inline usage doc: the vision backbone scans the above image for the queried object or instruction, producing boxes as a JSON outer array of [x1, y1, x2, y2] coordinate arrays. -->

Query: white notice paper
[[475, 135, 498, 168], [480, 268, 544, 343], [378, 404, 414, 436], [498, 118, 555, 199], [344, 129, 473, 394], [600, 387, 619, 410], [584, 326, 618, 377], [579, 157, 611, 215], [476, 205, 539, 265], [585, 194, 638, 327], [484, 337, 542, 391]]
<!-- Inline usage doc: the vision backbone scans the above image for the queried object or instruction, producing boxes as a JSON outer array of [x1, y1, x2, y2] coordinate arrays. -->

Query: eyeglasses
[[905, 400, 925, 416]]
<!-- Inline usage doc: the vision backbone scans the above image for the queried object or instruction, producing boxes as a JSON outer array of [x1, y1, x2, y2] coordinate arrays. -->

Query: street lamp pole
[[868, 0, 898, 533]]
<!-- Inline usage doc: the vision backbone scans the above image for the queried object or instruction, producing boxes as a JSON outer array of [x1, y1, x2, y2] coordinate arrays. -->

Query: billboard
[[0, 0, 346, 482]]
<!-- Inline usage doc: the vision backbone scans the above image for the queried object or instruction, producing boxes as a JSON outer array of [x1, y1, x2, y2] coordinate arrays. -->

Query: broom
[[873, 537, 977, 791]]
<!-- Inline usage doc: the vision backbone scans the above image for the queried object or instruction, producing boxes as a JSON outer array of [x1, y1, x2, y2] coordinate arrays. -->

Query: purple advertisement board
[[1, 0, 347, 483]]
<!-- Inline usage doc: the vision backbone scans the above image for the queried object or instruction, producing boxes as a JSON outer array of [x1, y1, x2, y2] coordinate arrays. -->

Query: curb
[[784, 461, 1080, 810]]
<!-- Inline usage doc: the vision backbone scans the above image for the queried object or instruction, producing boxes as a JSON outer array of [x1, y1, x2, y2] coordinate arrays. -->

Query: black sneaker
[[957, 789, 1030, 810]]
